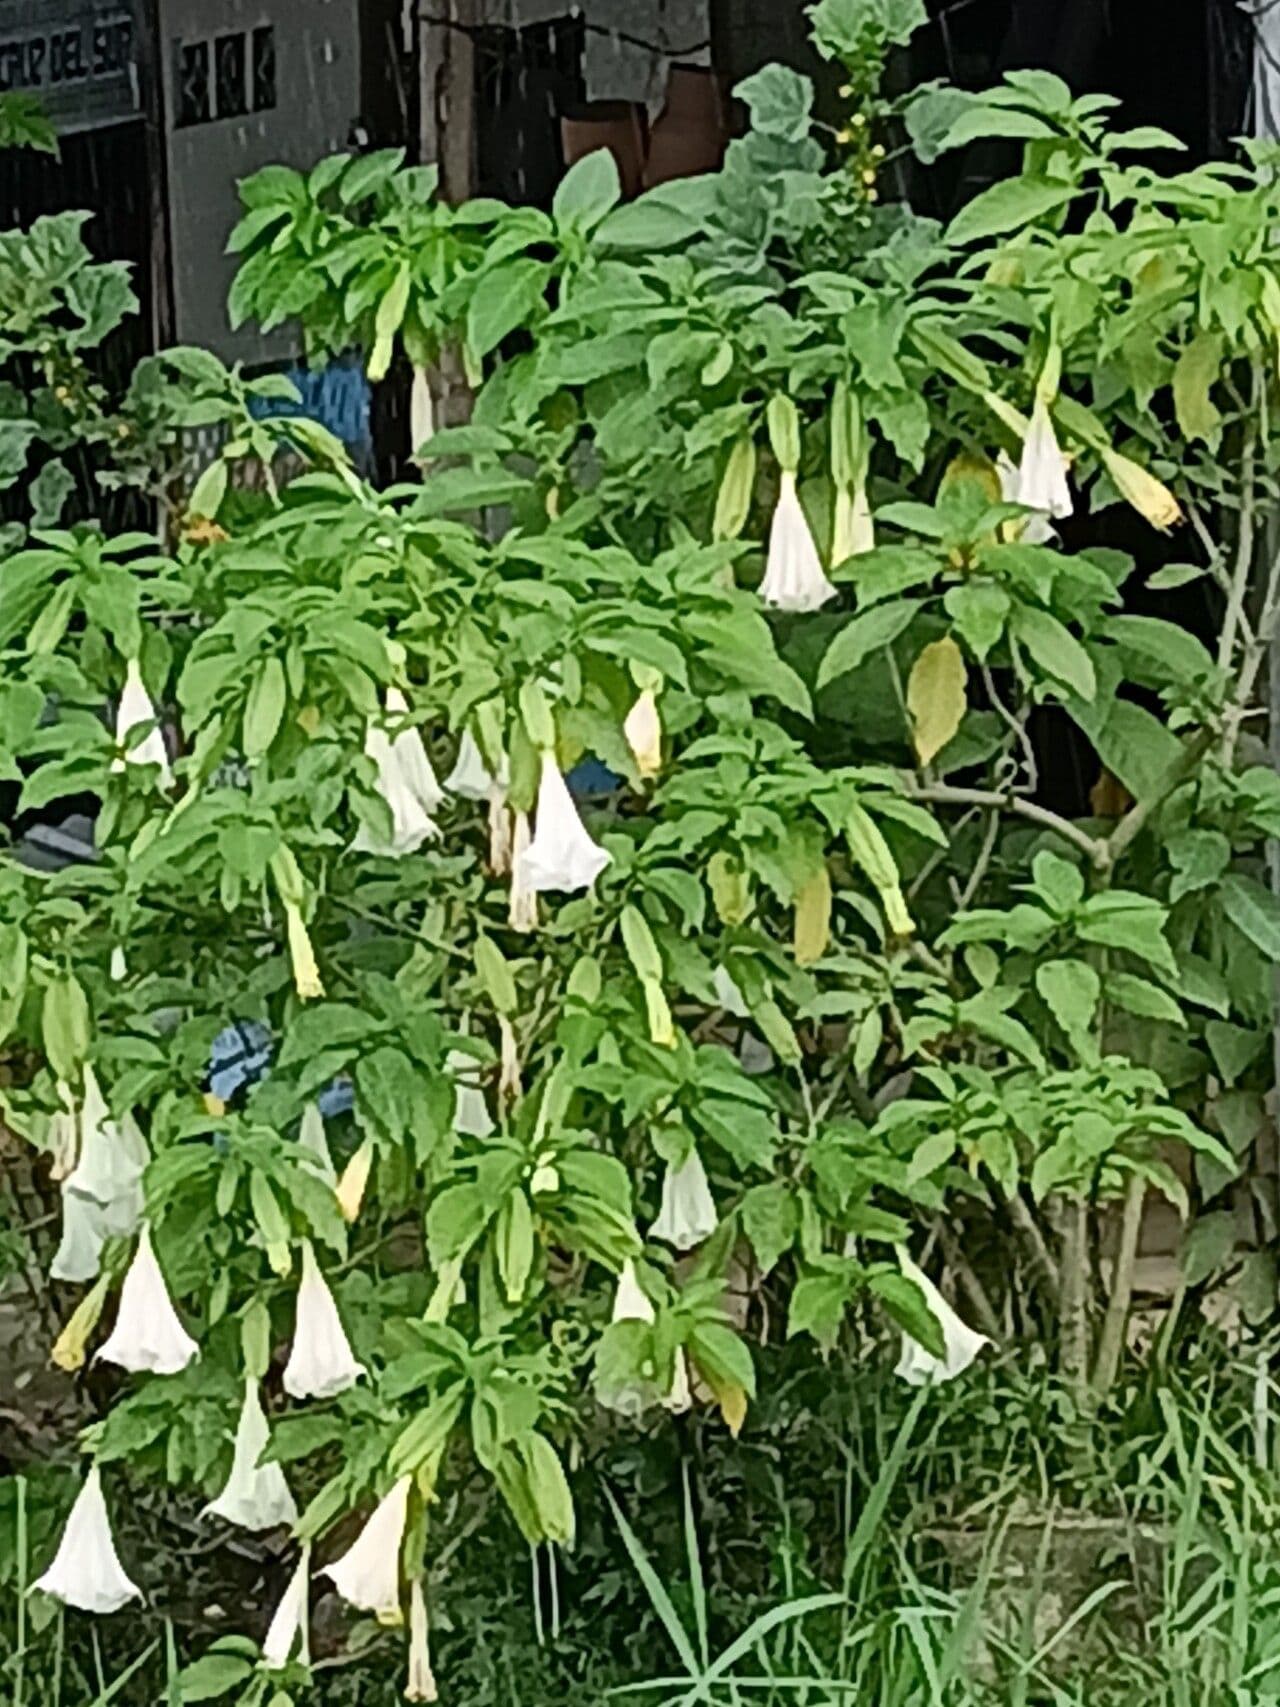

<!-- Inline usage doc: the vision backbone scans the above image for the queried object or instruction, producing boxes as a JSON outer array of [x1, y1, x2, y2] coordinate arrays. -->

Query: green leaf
[[946, 176, 1078, 246], [242, 656, 287, 762], [944, 581, 1010, 662], [188, 458, 228, 521], [1172, 331, 1223, 445], [1036, 958, 1099, 1045], [1105, 973, 1185, 1025], [1011, 605, 1096, 700], [42, 975, 90, 1082], [466, 259, 549, 359], [1077, 892, 1176, 975], [1219, 873, 1280, 962], [1181, 1210, 1236, 1288], [740, 1182, 797, 1276], [870, 1270, 946, 1359], [553, 149, 622, 230], [474, 936, 518, 1016], [172, 1653, 254, 1700], [817, 599, 920, 689], [733, 64, 814, 143], [1166, 829, 1230, 904]]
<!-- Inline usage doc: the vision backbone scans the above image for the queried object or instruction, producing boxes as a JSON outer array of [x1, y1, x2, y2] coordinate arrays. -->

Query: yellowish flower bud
[[51, 1274, 111, 1371], [285, 902, 325, 1001], [336, 1138, 375, 1223], [1100, 447, 1182, 532]]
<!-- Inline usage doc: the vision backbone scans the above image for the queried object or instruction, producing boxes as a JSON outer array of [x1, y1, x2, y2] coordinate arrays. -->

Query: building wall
[[159, 0, 360, 365]]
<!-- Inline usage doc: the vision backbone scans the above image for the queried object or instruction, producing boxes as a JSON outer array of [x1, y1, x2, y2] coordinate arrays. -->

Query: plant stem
[[1091, 1174, 1145, 1399], [1004, 1190, 1060, 1304], [937, 1219, 1002, 1340], [908, 783, 1106, 868], [1059, 1195, 1091, 1399]]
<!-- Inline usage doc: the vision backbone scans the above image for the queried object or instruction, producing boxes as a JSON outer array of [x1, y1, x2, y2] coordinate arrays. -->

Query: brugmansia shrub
[[6, 0, 1280, 1696]]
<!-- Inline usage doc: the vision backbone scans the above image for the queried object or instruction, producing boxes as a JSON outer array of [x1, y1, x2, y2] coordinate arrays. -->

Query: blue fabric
[[206, 1018, 351, 1117], [248, 352, 372, 454], [567, 756, 622, 798]]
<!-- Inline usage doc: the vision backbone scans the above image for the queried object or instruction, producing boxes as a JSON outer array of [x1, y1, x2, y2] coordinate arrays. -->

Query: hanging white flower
[[65, 1066, 147, 1226], [410, 365, 435, 455], [283, 1239, 366, 1401], [33, 1465, 142, 1614], [894, 1250, 991, 1385], [831, 481, 876, 564], [204, 1378, 297, 1530], [445, 730, 496, 800], [113, 659, 172, 786], [1016, 399, 1072, 522], [518, 751, 611, 894], [110, 946, 128, 982], [97, 1224, 198, 1376], [712, 965, 750, 1019], [996, 450, 1055, 544], [623, 691, 663, 777], [406, 1577, 439, 1702], [760, 471, 837, 612], [508, 811, 538, 931], [50, 1189, 109, 1285], [447, 1050, 493, 1138], [262, 1545, 311, 1670], [663, 1348, 693, 1415], [650, 1151, 717, 1250], [498, 1016, 521, 1105], [297, 1101, 336, 1184], [47, 1085, 79, 1181], [321, 1475, 410, 1617], [611, 1258, 655, 1325], [355, 688, 443, 857]]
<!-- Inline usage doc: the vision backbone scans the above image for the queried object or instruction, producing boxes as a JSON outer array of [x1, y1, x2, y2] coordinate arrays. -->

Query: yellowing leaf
[[793, 865, 831, 966], [938, 451, 1000, 507], [1173, 331, 1223, 445], [718, 1381, 749, 1438], [907, 636, 967, 766]]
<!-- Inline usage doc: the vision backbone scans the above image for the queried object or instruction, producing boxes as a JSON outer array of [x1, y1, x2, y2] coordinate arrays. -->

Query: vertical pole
[[132, 0, 176, 351], [415, 1, 476, 430]]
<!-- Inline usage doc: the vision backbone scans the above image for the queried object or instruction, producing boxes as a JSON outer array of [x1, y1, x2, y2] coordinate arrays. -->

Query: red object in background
[[560, 100, 649, 199], [643, 63, 727, 189]]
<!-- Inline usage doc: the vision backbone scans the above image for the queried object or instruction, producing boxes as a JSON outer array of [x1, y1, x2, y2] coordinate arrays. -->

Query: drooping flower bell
[[97, 1223, 198, 1376], [114, 659, 172, 787], [33, 1465, 142, 1614], [272, 847, 325, 1001], [663, 1347, 693, 1415], [761, 471, 837, 612], [262, 1545, 311, 1670], [996, 450, 1055, 544], [444, 730, 496, 800], [650, 1151, 717, 1250], [406, 1577, 439, 1702], [447, 1049, 493, 1138], [611, 1259, 655, 1326], [204, 1378, 297, 1530], [508, 811, 538, 931], [47, 1084, 79, 1181], [894, 1250, 991, 1385], [64, 1066, 147, 1235], [355, 688, 443, 857], [297, 1101, 336, 1184], [51, 1189, 109, 1285], [519, 751, 611, 894], [321, 1474, 411, 1617], [411, 366, 434, 455], [283, 1239, 365, 1401], [1016, 398, 1073, 523], [51, 1274, 111, 1372]]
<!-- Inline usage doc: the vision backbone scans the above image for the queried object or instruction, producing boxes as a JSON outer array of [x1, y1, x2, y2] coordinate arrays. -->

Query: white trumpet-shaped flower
[[97, 1224, 198, 1375], [894, 1251, 991, 1385], [113, 659, 172, 786], [611, 1259, 655, 1325], [760, 471, 837, 612], [447, 1050, 494, 1138], [488, 791, 514, 876], [623, 691, 662, 777], [110, 946, 128, 982], [50, 1189, 109, 1285], [519, 751, 611, 894], [445, 730, 497, 800], [321, 1475, 410, 1617], [832, 481, 876, 563], [650, 1151, 717, 1250], [47, 1084, 79, 1180], [33, 1465, 141, 1614], [283, 1240, 365, 1401], [663, 1347, 693, 1415], [1016, 399, 1072, 522], [406, 1577, 439, 1702], [297, 1102, 336, 1184], [65, 1067, 147, 1227], [336, 1138, 375, 1223], [262, 1545, 311, 1670], [355, 689, 443, 857], [508, 811, 538, 931], [204, 1378, 297, 1530], [996, 450, 1055, 544]]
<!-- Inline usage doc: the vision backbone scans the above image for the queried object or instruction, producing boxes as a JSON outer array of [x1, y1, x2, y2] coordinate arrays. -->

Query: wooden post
[[415, 0, 476, 431], [131, 0, 176, 351]]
